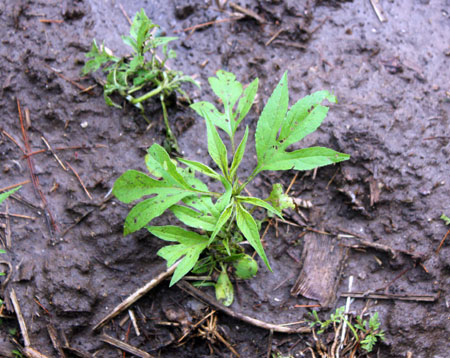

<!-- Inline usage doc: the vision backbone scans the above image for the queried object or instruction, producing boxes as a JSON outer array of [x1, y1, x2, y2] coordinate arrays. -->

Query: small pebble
[[81, 121, 88, 128]]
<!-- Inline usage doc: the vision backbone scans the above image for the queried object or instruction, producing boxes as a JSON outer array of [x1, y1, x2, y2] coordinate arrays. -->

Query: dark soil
[[1, 1, 449, 357]]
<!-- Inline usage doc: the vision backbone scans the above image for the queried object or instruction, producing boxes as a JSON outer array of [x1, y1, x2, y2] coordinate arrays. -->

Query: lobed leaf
[[170, 205, 216, 231], [255, 71, 288, 165], [236, 196, 283, 218], [209, 70, 243, 120], [150, 225, 208, 286], [279, 90, 336, 146], [259, 146, 350, 172], [190, 101, 229, 137], [178, 158, 222, 181], [124, 191, 192, 235], [235, 78, 258, 130]]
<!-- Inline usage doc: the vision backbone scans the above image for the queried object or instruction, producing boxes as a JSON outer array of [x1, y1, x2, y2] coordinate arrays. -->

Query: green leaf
[[82, 40, 119, 75], [441, 213, 450, 226], [113, 170, 170, 203], [150, 226, 208, 286], [260, 147, 350, 172], [266, 183, 295, 212], [190, 101, 230, 137], [233, 254, 258, 279], [152, 36, 178, 48], [0, 186, 21, 206], [209, 70, 243, 121], [205, 117, 229, 178], [235, 78, 258, 130], [215, 177, 232, 212], [236, 202, 271, 270], [178, 158, 222, 180], [279, 90, 336, 147], [255, 71, 289, 165], [209, 202, 233, 245], [170, 205, 216, 231], [369, 312, 381, 331], [124, 191, 192, 235], [236, 196, 283, 218], [230, 126, 249, 180], [215, 267, 234, 306], [147, 144, 193, 189]]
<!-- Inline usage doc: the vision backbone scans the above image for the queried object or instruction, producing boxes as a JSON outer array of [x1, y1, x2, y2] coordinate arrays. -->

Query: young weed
[[82, 9, 198, 153], [309, 307, 385, 353], [113, 70, 349, 304]]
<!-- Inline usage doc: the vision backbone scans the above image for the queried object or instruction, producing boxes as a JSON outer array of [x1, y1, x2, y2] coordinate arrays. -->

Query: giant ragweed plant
[[113, 70, 349, 304]]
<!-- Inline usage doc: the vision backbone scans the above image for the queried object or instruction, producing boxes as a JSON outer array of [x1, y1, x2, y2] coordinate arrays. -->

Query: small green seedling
[[441, 213, 450, 226], [82, 9, 198, 153], [113, 70, 349, 305], [309, 307, 385, 353]]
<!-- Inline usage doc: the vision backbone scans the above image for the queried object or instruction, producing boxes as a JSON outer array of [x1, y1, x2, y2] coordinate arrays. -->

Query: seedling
[[441, 213, 450, 226], [113, 70, 349, 304], [309, 307, 385, 353], [82, 9, 198, 153]]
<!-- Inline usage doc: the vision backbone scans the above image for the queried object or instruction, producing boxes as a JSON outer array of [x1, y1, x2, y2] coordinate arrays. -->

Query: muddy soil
[[0, 0, 449, 357]]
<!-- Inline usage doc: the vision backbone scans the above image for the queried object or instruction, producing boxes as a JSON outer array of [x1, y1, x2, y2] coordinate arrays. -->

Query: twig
[[175, 15, 244, 33], [5, 201, 11, 248], [273, 41, 307, 50], [100, 334, 154, 358], [229, 2, 266, 24], [24, 144, 106, 158], [128, 309, 140, 336], [10, 289, 31, 347], [0, 260, 13, 290], [92, 261, 180, 331], [336, 227, 423, 260], [177, 309, 216, 343], [60, 209, 93, 238], [265, 28, 284, 47], [45, 65, 93, 93], [340, 291, 437, 302], [436, 228, 450, 254], [17, 99, 57, 234], [369, 0, 387, 23], [266, 329, 273, 358], [47, 324, 66, 358], [285, 172, 299, 195], [66, 162, 92, 200], [41, 137, 67, 171], [1, 130, 26, 154], [39, 19, 63, 23], [293, 304, 320, 308], [0, 212, 36, 220], [119, 3, 132, 25], [177, 280, 311, 334], [339, 276, 353, 356], [0, 181, 30, 193]]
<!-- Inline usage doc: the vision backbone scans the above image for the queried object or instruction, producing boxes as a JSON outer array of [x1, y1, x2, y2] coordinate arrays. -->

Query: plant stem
[[131, 85, 163, 104], [160, 95, 180, 153]]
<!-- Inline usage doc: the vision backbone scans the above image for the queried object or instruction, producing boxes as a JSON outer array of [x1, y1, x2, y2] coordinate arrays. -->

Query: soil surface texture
[[0, 1, 449, 357]]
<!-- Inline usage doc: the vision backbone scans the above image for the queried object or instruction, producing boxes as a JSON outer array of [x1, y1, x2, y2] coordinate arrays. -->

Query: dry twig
[[177, 280, 311, 334], [92, 261, 180, 331]]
